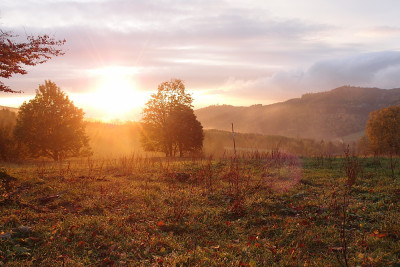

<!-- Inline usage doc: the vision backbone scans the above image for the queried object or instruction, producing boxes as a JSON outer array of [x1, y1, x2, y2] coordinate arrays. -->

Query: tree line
[[0, 79, 399, 162], [1, 27, 400, 162], [0, 79, 204, 161]]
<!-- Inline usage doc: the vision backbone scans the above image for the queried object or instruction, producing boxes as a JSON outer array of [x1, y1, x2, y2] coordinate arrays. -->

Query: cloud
[[360, 26, 400, 37], [3, 0, 400, 113], [2, 6, 331, 94], [304, 51, 400, 88], [215, 51, 400, 103]]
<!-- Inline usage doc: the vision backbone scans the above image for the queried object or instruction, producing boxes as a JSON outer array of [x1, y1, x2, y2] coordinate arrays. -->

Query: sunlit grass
[[1, 154, 399, 265]]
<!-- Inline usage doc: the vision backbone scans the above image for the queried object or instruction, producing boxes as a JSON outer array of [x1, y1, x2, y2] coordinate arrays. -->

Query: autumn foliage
[[366, 105, 400, 156], [140, 79, 204, 157], [14, 81, 91, 161], [366, 105, 400, 177], [0, 30, 65, 93]]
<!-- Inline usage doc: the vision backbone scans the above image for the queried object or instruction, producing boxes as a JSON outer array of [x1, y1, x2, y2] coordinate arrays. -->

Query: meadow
[[1, 152, 400, 266]]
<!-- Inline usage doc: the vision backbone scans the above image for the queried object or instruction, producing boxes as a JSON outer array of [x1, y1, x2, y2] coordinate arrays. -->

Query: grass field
[[1, 153, 400, 266]]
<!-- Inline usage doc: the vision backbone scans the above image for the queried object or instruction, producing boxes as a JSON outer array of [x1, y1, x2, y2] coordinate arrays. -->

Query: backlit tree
[[14, 81, 91, 161], [168, 104, 204, 157], [140, 79, 203, 157]]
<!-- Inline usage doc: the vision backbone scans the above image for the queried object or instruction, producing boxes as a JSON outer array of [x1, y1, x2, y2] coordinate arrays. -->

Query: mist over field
[[1, 85, 399, 159]]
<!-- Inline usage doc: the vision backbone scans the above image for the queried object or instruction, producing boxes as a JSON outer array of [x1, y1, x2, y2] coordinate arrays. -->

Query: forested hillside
[[195, 86, 400, 141]]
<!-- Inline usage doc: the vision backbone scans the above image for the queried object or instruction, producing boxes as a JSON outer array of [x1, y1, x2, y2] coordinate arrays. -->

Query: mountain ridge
[[194, 86, 400, 141]]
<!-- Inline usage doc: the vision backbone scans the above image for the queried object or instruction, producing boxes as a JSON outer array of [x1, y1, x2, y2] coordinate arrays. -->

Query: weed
[[343, 145, 361, 186]]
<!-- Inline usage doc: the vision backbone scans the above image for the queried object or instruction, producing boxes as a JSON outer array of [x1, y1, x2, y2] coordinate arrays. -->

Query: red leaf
[[91, 231, 97, 238], [298, 243, 305, 248], [269, 247, 277, 254], [248, 235, 256, 241]]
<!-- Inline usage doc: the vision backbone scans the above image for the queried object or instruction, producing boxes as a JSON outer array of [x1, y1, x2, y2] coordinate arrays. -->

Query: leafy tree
[[140, 79, 203, 157], [14, 81, 91, 161], [168, 104, 204, 157], [366, 105, 400, 177], [0, 30, 65, 93]]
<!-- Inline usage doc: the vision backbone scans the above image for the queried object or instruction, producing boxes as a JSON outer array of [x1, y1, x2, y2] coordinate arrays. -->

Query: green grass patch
[[1, 155, 399, 265]]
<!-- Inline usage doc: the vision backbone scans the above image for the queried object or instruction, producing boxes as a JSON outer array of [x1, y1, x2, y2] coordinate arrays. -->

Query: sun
[[88, 67, 148, 121], [96, 76, 136, 115]]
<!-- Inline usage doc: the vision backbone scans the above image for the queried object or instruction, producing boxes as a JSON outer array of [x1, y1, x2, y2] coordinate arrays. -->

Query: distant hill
[[195, 86, 400, 141], [0, 105, 18, 113]]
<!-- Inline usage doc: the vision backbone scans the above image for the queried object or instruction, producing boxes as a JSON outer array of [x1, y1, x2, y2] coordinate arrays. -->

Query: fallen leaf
[[28, 237, 41, 242]]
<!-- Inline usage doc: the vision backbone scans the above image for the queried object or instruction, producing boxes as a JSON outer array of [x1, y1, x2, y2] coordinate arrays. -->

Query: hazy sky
[[1, 0, 400, 120]]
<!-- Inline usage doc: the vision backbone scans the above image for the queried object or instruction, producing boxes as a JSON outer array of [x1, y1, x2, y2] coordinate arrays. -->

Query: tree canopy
[[140, 79, 204, 157], [168, 104, 204, 156], [366, 105, 400, 156], [0, 30, 65, 93], [14, 81, 91, 161], [366, 105, 400, 177]]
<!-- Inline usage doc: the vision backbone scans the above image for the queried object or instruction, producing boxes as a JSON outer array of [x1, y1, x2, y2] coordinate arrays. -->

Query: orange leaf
[[378, 233, 387, 238], [157, 221, 164, 227]]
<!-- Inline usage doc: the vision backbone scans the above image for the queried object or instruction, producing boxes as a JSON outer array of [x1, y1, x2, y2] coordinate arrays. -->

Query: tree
[[168, 104, 204, 157], [366, 105, 400, 177], [140, 79, 204, 157], [14, 81, 91, 161], [0, 30, 65, 93]]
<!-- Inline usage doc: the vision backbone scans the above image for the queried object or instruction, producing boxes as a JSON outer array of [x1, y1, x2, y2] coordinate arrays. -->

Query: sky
[[1, 0, 400, 121]]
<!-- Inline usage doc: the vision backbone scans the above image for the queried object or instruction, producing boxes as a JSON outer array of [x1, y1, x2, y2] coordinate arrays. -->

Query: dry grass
[[1, 153, 399, 266]]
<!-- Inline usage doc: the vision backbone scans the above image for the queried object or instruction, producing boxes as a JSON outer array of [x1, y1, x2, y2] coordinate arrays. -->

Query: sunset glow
[[72, 66, 150, 121], [2, 2, 400, 265], [95, 71, 137, 113], [2, 0, 400, 120]]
